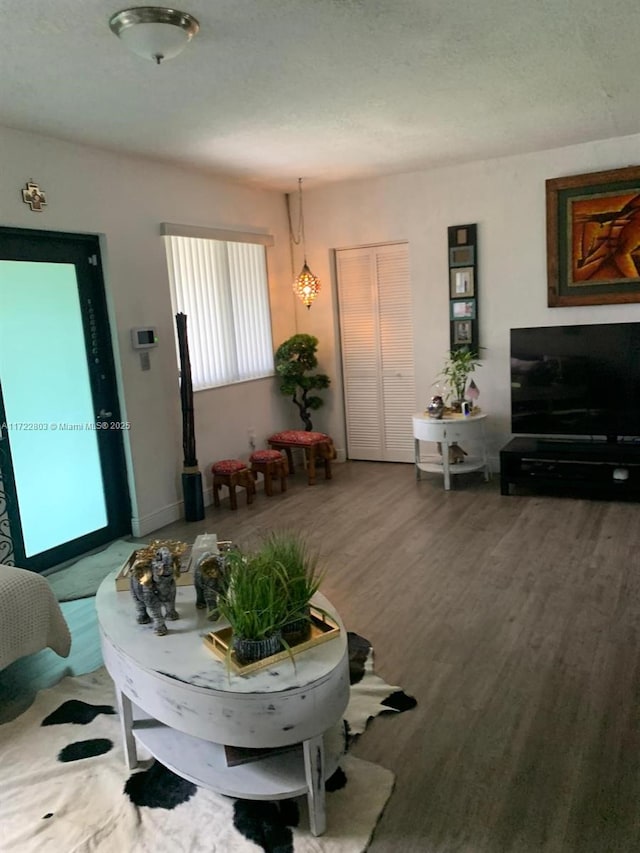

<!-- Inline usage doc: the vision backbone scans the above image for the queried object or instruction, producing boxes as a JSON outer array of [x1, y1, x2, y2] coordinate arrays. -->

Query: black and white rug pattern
[[0, 633, 415, 853]]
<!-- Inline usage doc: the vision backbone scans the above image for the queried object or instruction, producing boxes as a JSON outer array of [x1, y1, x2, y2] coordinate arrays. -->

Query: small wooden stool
[[211, 459, 255, 510], [250, 449, 288, 496], [267, 430, 336, 485]]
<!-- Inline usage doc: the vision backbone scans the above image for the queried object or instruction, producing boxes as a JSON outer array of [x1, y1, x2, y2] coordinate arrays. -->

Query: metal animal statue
[[194, 551, 228, 621], [130, 546, 179, 635], [437, 441, 468, 464]]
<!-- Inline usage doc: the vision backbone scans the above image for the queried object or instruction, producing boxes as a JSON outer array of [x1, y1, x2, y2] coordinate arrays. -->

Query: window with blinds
[[162, 225, 275, 391]]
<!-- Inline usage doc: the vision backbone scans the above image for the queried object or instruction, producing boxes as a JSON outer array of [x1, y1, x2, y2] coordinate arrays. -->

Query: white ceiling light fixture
[[109, 7, 199, 65]]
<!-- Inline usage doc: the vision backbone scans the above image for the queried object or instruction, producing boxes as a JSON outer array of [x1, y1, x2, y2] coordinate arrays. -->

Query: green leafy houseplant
[[274, 334, 330, 431], [438, 348, 481, 407], [217, 551, 290, 644], [260, 531, 325, 637], [216, 532, 327, 664], [216, 551, 290, 665]]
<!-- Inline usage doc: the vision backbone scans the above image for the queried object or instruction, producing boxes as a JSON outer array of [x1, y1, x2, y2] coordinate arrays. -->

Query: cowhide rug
[[0, 633, 415, 853]]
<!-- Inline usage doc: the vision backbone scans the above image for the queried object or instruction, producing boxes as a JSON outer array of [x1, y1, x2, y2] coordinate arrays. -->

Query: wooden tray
[[437, 406, 482, 418], [115, 547, 193, 591], [203, 607, 340, 676]]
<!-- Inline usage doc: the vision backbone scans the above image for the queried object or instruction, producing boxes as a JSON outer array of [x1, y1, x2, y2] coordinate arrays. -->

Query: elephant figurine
[[130, 545, 179, 635], [194, 551, 229, 620]]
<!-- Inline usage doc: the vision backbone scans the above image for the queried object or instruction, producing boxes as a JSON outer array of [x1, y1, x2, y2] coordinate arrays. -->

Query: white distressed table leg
[[481, 420, 491, 481], [414, 438, 421, 480], [303, 734, 326, 836], [442, 438, 451, 490], [116, 689, 138, 770]]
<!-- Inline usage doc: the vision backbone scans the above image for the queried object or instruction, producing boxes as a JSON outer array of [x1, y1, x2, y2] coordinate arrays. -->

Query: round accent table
[[96, 578, 350, 836], [412, 412, 490, 490]]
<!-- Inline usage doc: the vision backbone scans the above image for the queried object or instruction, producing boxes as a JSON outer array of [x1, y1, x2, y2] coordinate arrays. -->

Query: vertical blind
[[163, 233, 274, 391]]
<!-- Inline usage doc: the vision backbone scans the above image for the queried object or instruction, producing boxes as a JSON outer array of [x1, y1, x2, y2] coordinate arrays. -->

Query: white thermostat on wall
[[131, 327, 158, 349]]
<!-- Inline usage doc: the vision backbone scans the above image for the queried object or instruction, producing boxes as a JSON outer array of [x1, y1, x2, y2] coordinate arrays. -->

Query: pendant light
[[288, 178, 320, 309]]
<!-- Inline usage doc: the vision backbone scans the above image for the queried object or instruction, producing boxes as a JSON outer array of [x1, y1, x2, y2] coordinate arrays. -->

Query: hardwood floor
[[4, 460, 640, 851]]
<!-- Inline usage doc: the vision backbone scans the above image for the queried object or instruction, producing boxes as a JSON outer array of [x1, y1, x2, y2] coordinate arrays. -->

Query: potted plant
[[437, 347, 481, 411], [217, 550, 290, 665], [260, 531, 325, 643], [274, 333, 330, 431]]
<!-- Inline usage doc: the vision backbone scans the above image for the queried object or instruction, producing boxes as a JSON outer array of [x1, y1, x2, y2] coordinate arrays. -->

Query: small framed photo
[[450, 299, 476, 320], [453, 319, 473, 344], [450, 266, 475, 298], [449, 246, 474, 267]]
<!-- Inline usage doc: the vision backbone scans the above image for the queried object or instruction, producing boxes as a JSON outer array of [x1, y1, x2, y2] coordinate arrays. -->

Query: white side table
[[412, 412, 490, 490], [96, 578, 349, 836]]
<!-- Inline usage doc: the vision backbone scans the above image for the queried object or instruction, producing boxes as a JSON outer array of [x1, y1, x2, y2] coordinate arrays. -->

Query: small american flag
[[466, 379, 480, 400]]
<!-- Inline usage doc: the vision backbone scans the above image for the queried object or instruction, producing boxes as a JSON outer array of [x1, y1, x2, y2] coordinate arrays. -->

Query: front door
[[0, 227, 131, 572]]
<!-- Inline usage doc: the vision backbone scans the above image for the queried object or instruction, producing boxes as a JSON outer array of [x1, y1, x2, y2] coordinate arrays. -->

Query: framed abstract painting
[[547, 165, 640, 307]]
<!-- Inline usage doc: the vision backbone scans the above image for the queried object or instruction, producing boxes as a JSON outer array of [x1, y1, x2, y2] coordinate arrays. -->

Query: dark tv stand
[[500, 437, 640, 500]]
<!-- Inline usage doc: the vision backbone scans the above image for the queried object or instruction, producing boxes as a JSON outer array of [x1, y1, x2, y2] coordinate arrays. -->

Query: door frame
[[0, 226, 131, 571]]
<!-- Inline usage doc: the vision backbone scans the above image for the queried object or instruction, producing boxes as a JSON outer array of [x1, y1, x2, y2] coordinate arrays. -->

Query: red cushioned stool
[[211, 459, 255, 510], [267, 431, 336, 485], [250, 449, 288, 497]]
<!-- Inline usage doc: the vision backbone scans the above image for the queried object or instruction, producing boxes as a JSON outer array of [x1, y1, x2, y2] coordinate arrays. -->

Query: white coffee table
[[96, 577, 349, 836]]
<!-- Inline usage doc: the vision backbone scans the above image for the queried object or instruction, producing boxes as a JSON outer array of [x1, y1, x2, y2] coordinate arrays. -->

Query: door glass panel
[[0, 261, 107, 556]]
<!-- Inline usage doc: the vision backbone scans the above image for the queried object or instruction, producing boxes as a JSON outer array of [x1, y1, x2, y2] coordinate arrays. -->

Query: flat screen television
[[510, 322, 640, 442]]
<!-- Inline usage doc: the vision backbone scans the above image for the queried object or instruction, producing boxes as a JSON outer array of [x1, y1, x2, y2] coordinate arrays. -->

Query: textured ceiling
[[2, 0, 640, 191]]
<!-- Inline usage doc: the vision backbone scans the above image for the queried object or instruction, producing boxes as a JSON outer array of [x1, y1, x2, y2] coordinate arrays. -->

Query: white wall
[[300, 132, 640, 465], [0, 126, 297, 535], [3, 124, 639, 533]]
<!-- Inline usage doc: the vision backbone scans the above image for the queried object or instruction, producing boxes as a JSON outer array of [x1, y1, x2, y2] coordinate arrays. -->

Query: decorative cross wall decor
[[21, 181, 47, 211]]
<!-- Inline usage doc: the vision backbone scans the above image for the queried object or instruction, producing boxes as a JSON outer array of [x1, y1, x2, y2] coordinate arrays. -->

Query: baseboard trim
[[131, 486, 213, 537]]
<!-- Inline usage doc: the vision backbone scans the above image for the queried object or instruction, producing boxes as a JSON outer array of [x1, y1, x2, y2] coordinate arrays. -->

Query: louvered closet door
[[336, 243, 415, 462]]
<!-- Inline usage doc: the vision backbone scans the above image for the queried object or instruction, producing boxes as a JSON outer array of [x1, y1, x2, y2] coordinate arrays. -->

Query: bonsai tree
[[274, 334, 330, 431], [438, 347, 481, 407]]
